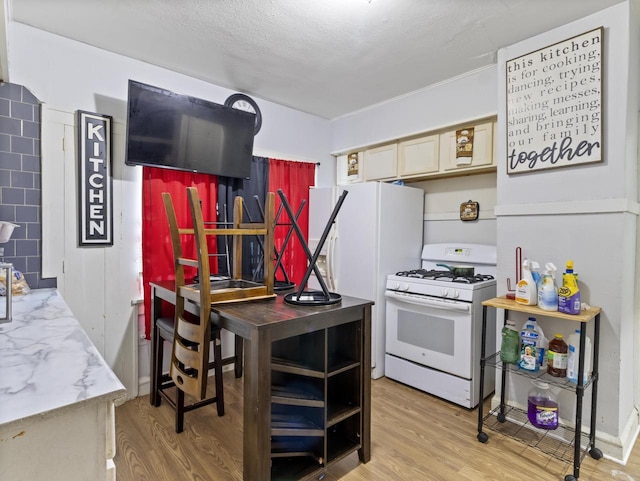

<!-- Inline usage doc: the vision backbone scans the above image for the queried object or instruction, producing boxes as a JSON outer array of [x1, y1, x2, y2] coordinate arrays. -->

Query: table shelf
[[269, 319, 365, 479], [272, 357, 325, 379], [327, 404, 361, 427], [271, 413, 324, 437], [272, 384, 325, 408], [328, 359, 360, 377]]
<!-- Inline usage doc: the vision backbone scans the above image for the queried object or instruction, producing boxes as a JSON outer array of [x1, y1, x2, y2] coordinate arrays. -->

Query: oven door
[[385, 291, 473, 379]]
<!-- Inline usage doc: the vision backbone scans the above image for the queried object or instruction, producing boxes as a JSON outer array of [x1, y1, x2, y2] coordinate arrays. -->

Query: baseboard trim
[[137, 376, 150, 397]]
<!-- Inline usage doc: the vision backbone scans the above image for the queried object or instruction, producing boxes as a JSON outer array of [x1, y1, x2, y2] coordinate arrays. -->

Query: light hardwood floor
[[115, 372, 640, 481]]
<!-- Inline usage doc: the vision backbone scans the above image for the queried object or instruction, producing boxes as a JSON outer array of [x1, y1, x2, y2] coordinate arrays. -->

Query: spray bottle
[[515, 259, 539, 306], [538, 262, 558, 311]]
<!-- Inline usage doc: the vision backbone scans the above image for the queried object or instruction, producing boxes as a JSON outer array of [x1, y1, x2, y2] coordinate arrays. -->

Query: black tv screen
[[125, 80, 255, 179]]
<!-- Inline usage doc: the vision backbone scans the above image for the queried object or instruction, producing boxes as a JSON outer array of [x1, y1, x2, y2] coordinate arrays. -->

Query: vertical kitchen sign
[[506, 27, 603, 174], [77, 110, 113, 246]]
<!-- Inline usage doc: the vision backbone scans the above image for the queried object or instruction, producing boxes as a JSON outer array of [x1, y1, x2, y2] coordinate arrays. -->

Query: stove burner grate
[[395, 269, 494, 284]]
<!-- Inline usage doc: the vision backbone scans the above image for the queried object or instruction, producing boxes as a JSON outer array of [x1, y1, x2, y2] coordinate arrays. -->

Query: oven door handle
[[385, 290, 471, 311]]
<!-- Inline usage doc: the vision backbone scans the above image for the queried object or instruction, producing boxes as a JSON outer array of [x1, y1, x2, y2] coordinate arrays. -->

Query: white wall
[[8, 24, 333, 177], [6, 22, 333, 399], [632, 0, 640, 447], [495, 2, 639, 462], [331, 66, 497, 155], [410, 173, 497, 246]]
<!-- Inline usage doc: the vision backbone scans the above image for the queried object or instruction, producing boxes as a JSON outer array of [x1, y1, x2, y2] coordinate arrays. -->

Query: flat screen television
[[125, 80, 255, 179]]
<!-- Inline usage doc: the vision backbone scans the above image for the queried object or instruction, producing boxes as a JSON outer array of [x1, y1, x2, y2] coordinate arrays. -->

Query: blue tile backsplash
[[0, 82, 56, 290]]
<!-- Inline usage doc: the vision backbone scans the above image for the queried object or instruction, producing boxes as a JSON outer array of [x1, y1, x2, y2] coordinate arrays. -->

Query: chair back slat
[[174, 337, 202, 366]]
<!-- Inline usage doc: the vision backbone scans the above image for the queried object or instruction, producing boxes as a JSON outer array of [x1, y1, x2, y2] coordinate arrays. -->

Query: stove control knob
[[450, 290, 460, 299], [400, 283, 410, 292], [391, 282, 400, 290], [442, 288, 450, 297]]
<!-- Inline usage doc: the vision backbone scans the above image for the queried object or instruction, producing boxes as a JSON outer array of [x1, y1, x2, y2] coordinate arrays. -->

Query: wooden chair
[[151, 190, 225, 433], [152, 187, 276, 432]]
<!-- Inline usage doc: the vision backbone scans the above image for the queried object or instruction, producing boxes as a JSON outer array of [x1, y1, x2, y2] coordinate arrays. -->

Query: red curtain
[[268, 158, 316, 288], [141, 167, 218, 338]]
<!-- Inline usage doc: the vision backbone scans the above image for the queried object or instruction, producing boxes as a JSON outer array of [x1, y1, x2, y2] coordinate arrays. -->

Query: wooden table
[[150, 281, 372, 480]]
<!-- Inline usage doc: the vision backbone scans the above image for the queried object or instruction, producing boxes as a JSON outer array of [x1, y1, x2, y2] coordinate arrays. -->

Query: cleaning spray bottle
[[538, 262, 558, 311], [515, 259, 539, 306], [558, 260, 581, 315]]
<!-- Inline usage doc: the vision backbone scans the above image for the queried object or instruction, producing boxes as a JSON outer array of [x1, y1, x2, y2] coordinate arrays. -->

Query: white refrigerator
[[308, 182, 424, 379]]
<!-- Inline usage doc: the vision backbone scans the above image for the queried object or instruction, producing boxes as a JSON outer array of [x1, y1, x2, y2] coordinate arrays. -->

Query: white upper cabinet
[[364, 143, 398, 181], [398, 134, 439, 178], [439, 121, 495, 172], [333, 116, 497, 184]]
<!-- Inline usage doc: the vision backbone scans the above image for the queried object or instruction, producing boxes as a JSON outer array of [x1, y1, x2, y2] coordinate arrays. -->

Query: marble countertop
[[0, 289, 126, 427]]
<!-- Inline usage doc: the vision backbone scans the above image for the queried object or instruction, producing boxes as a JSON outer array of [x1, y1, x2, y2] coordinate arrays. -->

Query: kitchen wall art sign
[[77, 110, 113, 246], [506, 27, 603, 174]]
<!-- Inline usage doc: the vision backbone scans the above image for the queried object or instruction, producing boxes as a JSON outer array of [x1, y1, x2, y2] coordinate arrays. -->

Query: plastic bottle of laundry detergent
[[525, 317, 548, 368], [527, 381, 559, 430], [558, 260, 581, 315], [567, 329, 592, 384], [515, 259, 539, 306], [518, 320, 539, 372], [537, 262, 558, 311]]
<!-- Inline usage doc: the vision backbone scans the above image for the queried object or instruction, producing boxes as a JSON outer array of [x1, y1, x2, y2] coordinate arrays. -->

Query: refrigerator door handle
[[327, 233, 336, 291]]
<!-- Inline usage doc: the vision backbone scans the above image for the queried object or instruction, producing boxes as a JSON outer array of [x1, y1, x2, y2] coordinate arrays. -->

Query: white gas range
[[384, 243, 497, 408]]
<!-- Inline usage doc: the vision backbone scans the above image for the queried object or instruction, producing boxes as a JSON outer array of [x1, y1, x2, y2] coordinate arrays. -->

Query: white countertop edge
[[0, 387, 127, 431]]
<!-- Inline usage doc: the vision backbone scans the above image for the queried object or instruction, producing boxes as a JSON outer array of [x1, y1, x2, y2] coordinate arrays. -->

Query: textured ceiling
[[8, 0, 625, 119]]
